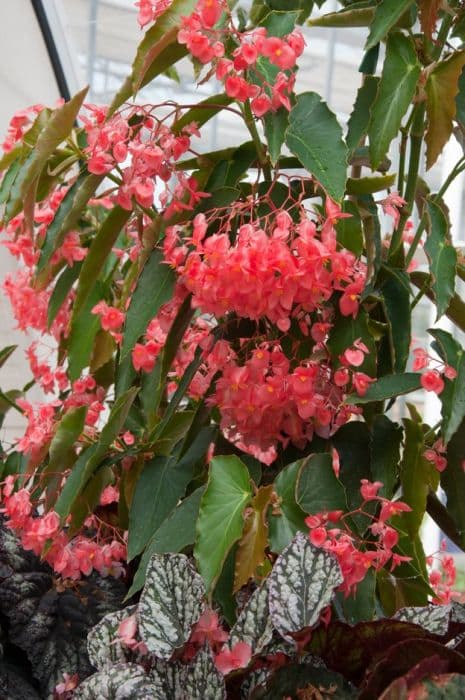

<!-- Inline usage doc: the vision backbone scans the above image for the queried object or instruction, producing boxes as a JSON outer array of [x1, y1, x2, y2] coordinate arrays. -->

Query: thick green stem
[[242, 100, 272, 180]]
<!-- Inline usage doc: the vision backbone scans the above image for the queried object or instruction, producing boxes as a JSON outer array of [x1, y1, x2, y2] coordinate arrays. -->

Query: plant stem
[[389, 103, 425, 261], [242, 100, 272, 180]]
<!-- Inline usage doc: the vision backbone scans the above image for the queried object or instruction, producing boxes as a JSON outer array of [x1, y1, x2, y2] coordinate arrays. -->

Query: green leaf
[[38, 173, 103, 272], [67, 283, 103, 381], [0, 345, 16, 370], [346, 76, 379, 155], [370, 416, 402, 499], [268, 460, 307, 553], [0, 159, 21, 206], [309, 4, 375, 28], [425, 50, 465, 170], [296, 454, 347, 514], [264, 107, 288, 166], [328, 308, 376, 376], [424, 200, 457, 320], [234, 485, 273, 591], [128, 452, 195, 561], [286, 92, 348, 202], [195, 455, 253, 594], [441, 417, 465, 549], [73, 206, 131, 317], [346, 372, 422, 404], [430, 328, 465, 444], [368, 33, 420, 169], [260, 9, 300, 36], [455, 66, 465, 128], [172, 93, 233, 135], [365, 0, 414, 50], [410, 270, 465, 333], [339, 568, 376, 624], [331, 421, 372, 518], [54, 388, 138, 519], [346, 173, 396, 195], [43, 406, 87, 503], [400, 419, 439, 537], [335, 201, 363, 256], [120, 248, 175, 361], [127, 486, 205, 598], [47, 262, 82, 329], [5, 88, 88, 222], [381, 266, 412, 373]]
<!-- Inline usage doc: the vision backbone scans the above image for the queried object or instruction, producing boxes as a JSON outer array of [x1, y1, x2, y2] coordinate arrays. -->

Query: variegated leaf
[[451, 602, 465, 624], [240, 668, 271, 699], [150, 658, 185, 699], [184, 646, 226, 700], [74, 663, 156, 700], [137, 553, 205, 658], [150, 648, 225, 700], [268, 532, 343, 642], [395, 604, 451, 635], [87, 606, 136, 670], [229, 582, 273, 655]]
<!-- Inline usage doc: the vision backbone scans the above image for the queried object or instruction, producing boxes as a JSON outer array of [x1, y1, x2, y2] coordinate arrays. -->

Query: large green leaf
[[346, 76, 379, 155], [127, 427, 212, 561], [425, 50, 465, 170], [296, 454, 347, 514], [400, 419, 438, 537], [424, 200, 457, 320], [335, 200, 364, 256], [54, 388, 138, 519], [441, 417, 465, 550], [43, 406, 87, 504], [346, 373, 422, 404], [286, 92, 348, 202], [120, 248, 175, 361], [195, 455, 253, 594], [268, 460, 308, 553], [331, 421, 372, 519], [67, 283, 103, 381], [264, 107, 289, 166], [365, 0, 414, 50], [127, 486, 205, 598], [430, 328, 465, 444], [368, 33, 420, 169], [410, 270, 465, 333], [73, 206, 131, 317], [370, 416, 402, 500], [381, 267, 411, 373], [47, 262, 82, 328]]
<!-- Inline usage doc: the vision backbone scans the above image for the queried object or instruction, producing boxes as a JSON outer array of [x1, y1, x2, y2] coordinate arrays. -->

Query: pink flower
[[215, 642, 252, 675], [360, 479, 383, 500], [421, 369, 444, 395], [91, 301, 125, 331]]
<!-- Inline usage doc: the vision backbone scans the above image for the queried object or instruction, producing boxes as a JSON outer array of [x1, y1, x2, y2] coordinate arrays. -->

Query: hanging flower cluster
[[82, 104, 207, 217], [306, 479, 412, 596], [176, 0, 302, 117]]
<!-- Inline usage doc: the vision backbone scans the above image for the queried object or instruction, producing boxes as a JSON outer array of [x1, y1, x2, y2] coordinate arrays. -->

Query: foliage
[[2, 0, 465, 695]]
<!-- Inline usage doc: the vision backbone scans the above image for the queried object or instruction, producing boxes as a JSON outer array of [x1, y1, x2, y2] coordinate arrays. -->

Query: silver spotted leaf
[[0, 524, 125, 696], [87, 605, 136, 670], [241, 668, 271, 699], [74, 662, 156, 700], [150, 658, 186, 699], [394, 604, 451, 635], [451, 602, 465, 624], [0, 662, 41, 700], [150, 647, 225, 700], [268, 532, 343, 642], [137, 553, 205, 658], [184, 646, 226, 700], [229, 582, 273, 655]]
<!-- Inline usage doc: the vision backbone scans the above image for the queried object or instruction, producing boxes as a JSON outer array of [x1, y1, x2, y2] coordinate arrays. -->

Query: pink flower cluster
[[210, 342, 360, 464], [413, 347, 457, 396], [1, 477, 126, 579], [177, 0, 303, 117], [427, 549, 457, 605], [306, 479, 412, 596], [164, 202, 366, 331], [82, 105, 207, 218]]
